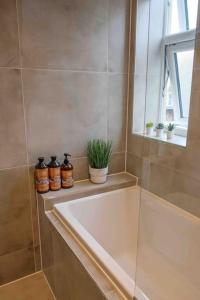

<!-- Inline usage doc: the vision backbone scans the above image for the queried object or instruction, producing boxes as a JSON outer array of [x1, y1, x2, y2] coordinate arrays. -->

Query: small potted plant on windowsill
[[146, 122, 154, 136], [87, 139, 112, 184], [156, 123, 164, 137], [167, 123, 175, 140]]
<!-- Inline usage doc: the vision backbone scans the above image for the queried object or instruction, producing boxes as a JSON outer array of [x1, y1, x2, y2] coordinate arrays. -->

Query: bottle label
[[62, 170, 73, 188], [49, 167, 61, 190], [35, 169, 49, 193]]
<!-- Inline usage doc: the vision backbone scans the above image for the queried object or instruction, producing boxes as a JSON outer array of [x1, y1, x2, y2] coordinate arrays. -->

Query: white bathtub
[[53, 186, 140, 299]]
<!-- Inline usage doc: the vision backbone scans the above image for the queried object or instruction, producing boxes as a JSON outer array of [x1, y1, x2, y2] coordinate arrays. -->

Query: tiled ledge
[[134, 132, 186, 147], [40, 172, 138, 210]]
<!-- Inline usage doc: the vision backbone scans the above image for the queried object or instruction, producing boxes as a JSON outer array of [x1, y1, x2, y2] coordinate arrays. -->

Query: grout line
[[125, 0, 133, 172], [15, 0, 37, 272], [43, 273, 57, 300], [106, 0, 110, 143], [107, 0, 110, 73], [0, 65, 128, 75], [0, 164, 28, 172], [0, 152, 125, 172]]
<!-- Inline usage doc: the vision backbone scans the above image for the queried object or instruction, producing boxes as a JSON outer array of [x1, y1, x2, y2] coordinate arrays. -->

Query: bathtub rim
[[52, 185, 140, 300]]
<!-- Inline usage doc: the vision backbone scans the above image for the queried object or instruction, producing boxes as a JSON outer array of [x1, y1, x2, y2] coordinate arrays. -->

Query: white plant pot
[[89, 166, 108, 184], [146, 127, 153, 136], [167, 130, 173, 140], [156, 128, 163, 137]]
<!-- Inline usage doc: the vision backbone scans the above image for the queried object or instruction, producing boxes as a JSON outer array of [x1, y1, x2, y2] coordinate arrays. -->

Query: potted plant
[[167, 123, 175, 139], [146, 122, 154, 135], [156, 123, 164, 137], [87, 139, 112, 184]]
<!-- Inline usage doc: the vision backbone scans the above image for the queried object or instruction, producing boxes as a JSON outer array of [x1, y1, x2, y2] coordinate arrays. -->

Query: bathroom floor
[[0, 272, 55, 300]]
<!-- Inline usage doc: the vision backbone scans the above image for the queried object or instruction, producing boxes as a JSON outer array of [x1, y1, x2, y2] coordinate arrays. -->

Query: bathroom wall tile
[[0, 0, 19, 67], [19, 0, 108, 71], [109, 152, 125, 174], [34, 246, 41, 272], [71, 157, 89, 181], [0, 167, 33, 256], [133, 0, 149, 76], [0, 272, 55, 300], [193, 38, 200, 69], [131, 74, 146, 133], [52, 228, 105, 300], [28, 166, 40, 249], [108, 74, 127, 152], [39, 200, 56, 293], [23, 70, 108, 164], [0, 247, 35, 285], [143, 162, 174, 197], [0, 69, 27, 169], [126, 152, 143, 179], [108, 0, 130, 73]]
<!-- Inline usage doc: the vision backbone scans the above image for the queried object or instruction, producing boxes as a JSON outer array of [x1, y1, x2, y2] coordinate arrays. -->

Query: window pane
[[168, 0, 181, 34], [167, 0, 198, 34], [165, 77, 175, 122], [176, 50, 194, 118], [187, 0, 198, 29]]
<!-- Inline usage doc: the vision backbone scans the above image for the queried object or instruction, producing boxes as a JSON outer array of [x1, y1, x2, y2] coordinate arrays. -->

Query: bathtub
[[52, 186, 140, 299]]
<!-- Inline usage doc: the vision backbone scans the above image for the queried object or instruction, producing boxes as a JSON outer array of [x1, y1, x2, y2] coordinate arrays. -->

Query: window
[[161, 0, 198, 136]]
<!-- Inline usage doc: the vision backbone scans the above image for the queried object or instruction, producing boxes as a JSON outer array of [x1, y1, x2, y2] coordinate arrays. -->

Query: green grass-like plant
[[168, 123, 175, 131], [87, 139, 112, 169]]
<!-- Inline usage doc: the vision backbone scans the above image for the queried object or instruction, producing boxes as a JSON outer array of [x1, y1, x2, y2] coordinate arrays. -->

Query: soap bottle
[[48, 156, 61, 191], [61, 153, 74, 189], [35, 157, 49, 194]]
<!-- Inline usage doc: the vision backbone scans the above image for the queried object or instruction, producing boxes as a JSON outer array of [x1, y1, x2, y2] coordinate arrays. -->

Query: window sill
[[133, 131, 186, 147]]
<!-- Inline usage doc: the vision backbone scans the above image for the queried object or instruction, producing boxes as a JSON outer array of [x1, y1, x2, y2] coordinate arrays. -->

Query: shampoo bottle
[[61, 153, 74, 189], [35, 157, 49, 194], [48, 156, 61, 191]]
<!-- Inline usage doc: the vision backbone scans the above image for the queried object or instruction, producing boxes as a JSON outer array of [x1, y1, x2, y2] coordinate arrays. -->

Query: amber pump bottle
[[61, 153, 74, 189], [48, 156, 61, 191], [35, 157, 49, 194]]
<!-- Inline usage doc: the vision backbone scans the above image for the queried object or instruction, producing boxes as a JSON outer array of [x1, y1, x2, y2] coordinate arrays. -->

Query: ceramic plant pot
[[167, 130, 173, 140], [146, 127, 153, 136], [89, 166, 108, 184], [156, 128, 163, 137]]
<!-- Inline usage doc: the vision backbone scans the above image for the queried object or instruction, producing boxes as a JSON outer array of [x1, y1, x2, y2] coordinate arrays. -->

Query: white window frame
[[159, 0, 196, 138]]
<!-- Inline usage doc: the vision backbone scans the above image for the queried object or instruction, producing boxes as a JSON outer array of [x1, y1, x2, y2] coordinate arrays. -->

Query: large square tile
[[0, 0, 19, 67], [0, 247, 34, 285], [19, 0, 108, 71], [0, 167, 33, 256], [0, 272, 54, 300], [0, 68, 27, 169], [108, 74, 127, 152], [108, 0, 130, 73], [23, 70, 108, 163]]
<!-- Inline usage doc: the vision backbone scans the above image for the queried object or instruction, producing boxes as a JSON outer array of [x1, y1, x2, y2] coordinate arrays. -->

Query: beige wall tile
[[23, 70, 108, 164], [126, 152, 143, 179], [108, 0, 130, 73], [71, 157, 89, 181], [0, 0, 19, 67], [0, 272, 55, 300], [0, 247, 35, 285], [109, 152, 125, 174], [19, 0, 108, 71], [108, 74, 127, 152], [52, 227, 105, 300], [0, 167, 33, 256], [0, 69, 27, 169]]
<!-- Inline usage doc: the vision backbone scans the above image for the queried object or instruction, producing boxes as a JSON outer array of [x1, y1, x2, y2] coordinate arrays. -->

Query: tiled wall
[[127, 2, 200, 218], [0, 0, 130, 284]]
